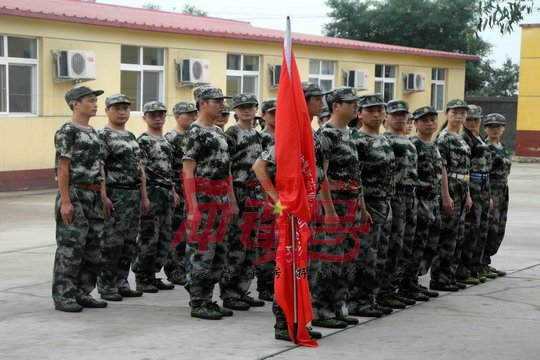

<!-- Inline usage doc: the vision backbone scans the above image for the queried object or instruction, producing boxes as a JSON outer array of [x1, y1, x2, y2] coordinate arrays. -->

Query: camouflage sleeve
[[435, 134, 450, 167], [317, 129, 333, 161], [224, 126, 237, 157], [138, 136, 150, 167], [260, 145, 276, 165], [54, 126, 75, 160], [182, 128, 200, 162], [98, 130, 109, 161]]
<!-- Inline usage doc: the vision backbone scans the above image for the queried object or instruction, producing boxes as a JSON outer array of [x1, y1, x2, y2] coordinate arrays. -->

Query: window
[[0, 35, 38, 115], [120, 46, 164, 112], [431, 68, 446, 111], [226, 54, 260, 98], [374, 64, 396, 103], [308, 59, 335, 92]]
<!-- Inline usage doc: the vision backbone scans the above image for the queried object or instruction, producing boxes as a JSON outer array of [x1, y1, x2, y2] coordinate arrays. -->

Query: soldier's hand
[[60, 202, 74, 225], [102, 196, 114, 219], [442, 195, 454, 217], [360, 209, 372, 224], [173, 191, 181, 208], [141, 196, 150, 215], [465, 194, 473, 214], [324, 209, 340, 229], [489, 198, 494, 212], [231, 202, 240, 222]]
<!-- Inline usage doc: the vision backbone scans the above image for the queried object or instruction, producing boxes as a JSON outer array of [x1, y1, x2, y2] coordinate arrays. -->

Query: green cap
[[320, 105, 330, 118], [302, 82, 329, 97], [194, 86, 231, 102], [173, 101, 197, 115], [232, 93, 258, 108], [105, 93, 131, 107], [412, 106, 438, 120], [446, 99, 468, 110], [325, 86, 360, 109], [467, 104, 483, 118], [143, 101, 167, 113], [65, 86, 104, 106], [358, 93, 386, 108], [261, 98, 277, 113], [483, 113, 506, 126], [222, 103, 230, 115], [387, 99, 409, 114]]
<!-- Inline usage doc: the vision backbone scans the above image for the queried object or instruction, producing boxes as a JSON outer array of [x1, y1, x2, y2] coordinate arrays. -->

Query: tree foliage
[[477, 0, 536, 34], [142, 2, 160, 11], [182, 4, 208, 16], [469, 57, 520, 96]]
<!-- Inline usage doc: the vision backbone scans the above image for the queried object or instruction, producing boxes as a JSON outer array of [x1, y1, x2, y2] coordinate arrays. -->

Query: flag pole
[[290, 214, 298, 344]]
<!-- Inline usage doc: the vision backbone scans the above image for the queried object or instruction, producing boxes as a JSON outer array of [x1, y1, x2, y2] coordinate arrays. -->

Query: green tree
[[470, 58, 520, 96], [478, 0, 536, 34], [182, 4, 208, 16], [142, 2, 160, 10]]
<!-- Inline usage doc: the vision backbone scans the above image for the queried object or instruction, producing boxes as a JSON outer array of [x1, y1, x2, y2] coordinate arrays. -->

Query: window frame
[[431, 68, 446, 111], [308, 59, 336, 92], [0, 35, 39, 116], [374, 64, 396, 103], [120, 46, 165, 113], [226, 53, 260, 98]]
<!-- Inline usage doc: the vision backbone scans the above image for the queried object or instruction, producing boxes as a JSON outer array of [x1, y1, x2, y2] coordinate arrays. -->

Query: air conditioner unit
[[55, 50, 96, 80], [269, 64, 281, 87], [404, 72, 425, 92], [346, 70, 368, 90], [177, 59, 210, 86]]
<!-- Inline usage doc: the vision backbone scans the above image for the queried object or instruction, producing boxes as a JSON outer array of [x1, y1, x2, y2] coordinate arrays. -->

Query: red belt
[[73, 183, 101, 191]]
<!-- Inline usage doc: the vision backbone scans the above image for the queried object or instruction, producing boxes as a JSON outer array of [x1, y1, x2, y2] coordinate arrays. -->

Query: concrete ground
[[1, 163, 539, 360]]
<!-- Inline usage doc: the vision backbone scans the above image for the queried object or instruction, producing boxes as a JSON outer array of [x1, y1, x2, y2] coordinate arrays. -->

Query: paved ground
[[1, 163, 539, 359]]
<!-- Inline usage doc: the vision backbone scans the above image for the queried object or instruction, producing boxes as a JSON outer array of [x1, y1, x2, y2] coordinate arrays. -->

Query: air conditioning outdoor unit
[[177, 59, 210, 86], [404, 72, 425, 92], [269, 64, 281, 87], [346, 70, 368, 90], [55, 50, 96, 80]]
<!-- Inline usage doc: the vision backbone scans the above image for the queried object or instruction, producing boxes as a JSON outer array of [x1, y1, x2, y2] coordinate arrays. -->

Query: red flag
[[274, 17, 318, 348]]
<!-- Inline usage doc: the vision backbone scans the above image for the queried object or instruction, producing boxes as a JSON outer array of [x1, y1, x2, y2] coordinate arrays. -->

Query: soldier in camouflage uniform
[[347, 93, 396, 318], [219, 93, 266, 310], [163, 101, 197, 286], [183, 86, 234, 320], [317, 105, 331, 127], [378, 100, 422, 308], [132, 101, 178, 293], [310, 87, 363, 329], [407, 106, 442, 299], [52, 86, 107, 312], [254, 98, 278, 302], [430, 99, 472, 292], [457, 105, 493, 284], [214, 103, 230, 130], [482, 113, 511, 277], [97, 94, 143, 301]]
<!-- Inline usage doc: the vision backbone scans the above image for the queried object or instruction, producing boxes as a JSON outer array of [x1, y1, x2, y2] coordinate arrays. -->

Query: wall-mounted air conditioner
[[346, 70, 368, 90], [404, 72, 425, 92], [54, 50, 96, 81], [176, 59, 210, 86]]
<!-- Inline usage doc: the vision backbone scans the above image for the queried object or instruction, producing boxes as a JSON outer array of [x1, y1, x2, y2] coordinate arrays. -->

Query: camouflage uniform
[[458, 128, 492, 278], [183, 123, 231, 307], [97, 125, 142, 296], [220, 118, 264, 302], [347, 129, 395, 311], [312, 121, 362, 320], [131, 132, 174, 285], [379, 131, 419, 298], [409, 135, 442, 279], [52, 121, 104, 306], [163, 128, 188, 282], [431, 129, 471, 285]]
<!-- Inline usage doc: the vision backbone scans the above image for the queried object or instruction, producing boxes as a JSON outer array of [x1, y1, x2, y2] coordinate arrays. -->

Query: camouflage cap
[[194, 86, 231, 102], [483, 113, 506, 126], [302, 82, 329, 97], [173, 101, 197, 115], [232, 93, 258, 108], [467, 104, 483, 118], [105, 93, 131, 107], [325, 86, 360, 108], [261, 98, 277, 113], [143, 101, 167, 113], [446, 99, 469, 110], [387, 99, 410, 114], [222, 103, 230, 115], [358, 93, 386, 108], [65, 86, 104, 106], [412, 105, 438, 120], [320, 105, 330, 118]]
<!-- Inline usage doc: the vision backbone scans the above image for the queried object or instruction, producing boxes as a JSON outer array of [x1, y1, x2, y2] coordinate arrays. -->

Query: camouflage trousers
[[379, 190, 418, 297], [220, 186, 264, 301], [255, 200, 278, 294], [311, 191, 360, 319], [431, 178, 468, 284], [458, 179, 490, 278], [347, 195, 391, 309], [132, 186, 173, 283], [98, 187, 140, 295], [52, 187, 103, 305], [185, 193, 231, 306], [164, 199, 188, 280], [415, 194, 442, 277], [482, 180, 509, 266]]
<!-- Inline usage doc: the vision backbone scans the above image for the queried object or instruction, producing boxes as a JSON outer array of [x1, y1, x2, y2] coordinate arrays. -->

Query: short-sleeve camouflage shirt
[[54, 122, 103, 185], [225, 124, 263, 186], [183, 123, 230, 180], [436, 130, 471, 174], [318, 122, 361, 191], [260, 128, 275, 152], [165, 128, 186, 190], [352, 129, 395, 197], [462, 131, 492, 173], [487, 142, 512, 180], [410, 136, 442, 196], [137, 132, 173, 187], [313, 129, 326, 186], [260, 145, 277, 185], [382, 132, 419, 187], [98, 126, 141, 186]]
